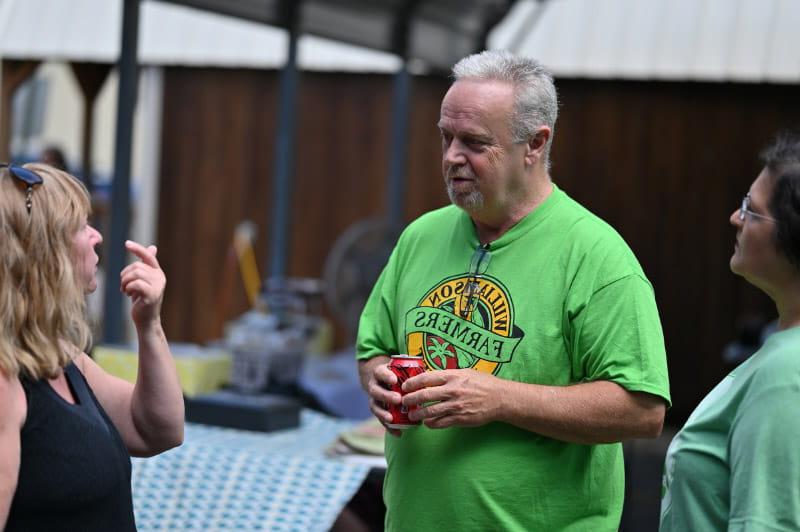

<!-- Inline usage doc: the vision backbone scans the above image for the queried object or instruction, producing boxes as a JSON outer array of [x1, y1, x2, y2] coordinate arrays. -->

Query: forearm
[[130, 321, 184, 453], [497, 379, 665, 444]]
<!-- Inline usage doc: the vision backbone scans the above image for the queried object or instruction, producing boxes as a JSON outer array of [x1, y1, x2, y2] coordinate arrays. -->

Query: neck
[[769, 277, 800, 331], [775, 295, 800, 331], [472, 175, 553, 244]]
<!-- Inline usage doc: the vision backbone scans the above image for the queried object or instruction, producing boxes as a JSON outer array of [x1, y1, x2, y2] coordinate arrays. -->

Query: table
[[131, 410, 375, 531]]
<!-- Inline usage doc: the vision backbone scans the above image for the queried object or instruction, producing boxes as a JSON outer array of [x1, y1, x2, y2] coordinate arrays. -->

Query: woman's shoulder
[[0, 367, 27, 430], [758, 328, 800, 370], [740, 330, 800, 399]]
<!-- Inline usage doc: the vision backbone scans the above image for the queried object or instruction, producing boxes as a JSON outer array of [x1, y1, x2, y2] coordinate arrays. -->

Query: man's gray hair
[[452, 50, 558, 169]]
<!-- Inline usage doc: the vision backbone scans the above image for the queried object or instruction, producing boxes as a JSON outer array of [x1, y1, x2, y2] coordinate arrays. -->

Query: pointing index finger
[[125, 240, 160, 268]]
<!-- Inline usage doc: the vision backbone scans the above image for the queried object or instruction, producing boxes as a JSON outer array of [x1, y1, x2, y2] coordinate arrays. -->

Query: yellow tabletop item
[[93, 343, 233, 397]]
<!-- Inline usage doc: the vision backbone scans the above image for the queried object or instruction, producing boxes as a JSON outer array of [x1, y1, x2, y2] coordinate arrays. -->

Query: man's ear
[[524, 126, 551, 167]]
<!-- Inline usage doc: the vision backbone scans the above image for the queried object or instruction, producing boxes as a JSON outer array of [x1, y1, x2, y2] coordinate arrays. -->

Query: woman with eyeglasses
[[660, 131, 800, 531], [0, 163, 184, 530]]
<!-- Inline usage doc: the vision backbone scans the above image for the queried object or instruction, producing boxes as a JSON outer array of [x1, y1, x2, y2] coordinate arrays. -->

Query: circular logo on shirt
[[405, 274, 524, 374]]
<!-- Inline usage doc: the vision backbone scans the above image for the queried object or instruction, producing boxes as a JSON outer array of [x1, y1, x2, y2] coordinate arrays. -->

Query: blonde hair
[[0, 163, 92, 379]]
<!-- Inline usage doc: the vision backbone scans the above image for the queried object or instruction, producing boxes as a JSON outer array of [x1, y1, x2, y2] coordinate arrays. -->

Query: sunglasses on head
[[1, 163, 43, 214]]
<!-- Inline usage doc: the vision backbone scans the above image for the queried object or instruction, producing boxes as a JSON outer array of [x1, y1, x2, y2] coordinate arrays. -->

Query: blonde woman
[[0, 163, 184, 530]]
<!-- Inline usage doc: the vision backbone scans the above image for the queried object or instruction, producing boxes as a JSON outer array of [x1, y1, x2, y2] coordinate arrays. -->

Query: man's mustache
[[445, 168, 475, 180]]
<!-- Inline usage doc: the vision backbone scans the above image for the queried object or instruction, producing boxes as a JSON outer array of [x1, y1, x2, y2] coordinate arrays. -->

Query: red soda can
[[386, 355, 426, 429]]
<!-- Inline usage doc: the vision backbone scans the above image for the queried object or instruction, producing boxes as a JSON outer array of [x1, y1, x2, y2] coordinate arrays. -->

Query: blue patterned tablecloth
[[132, 410, 373, 531]]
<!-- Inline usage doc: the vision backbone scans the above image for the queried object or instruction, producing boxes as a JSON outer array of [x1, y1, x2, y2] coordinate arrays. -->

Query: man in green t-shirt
[[357, 50, 671, 531]]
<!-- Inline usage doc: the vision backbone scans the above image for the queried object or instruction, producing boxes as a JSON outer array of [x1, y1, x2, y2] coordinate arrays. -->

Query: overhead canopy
[[158, 0, 513, 70], [4, 0, 799, 83], [490, 0, 800, 84], [0, 0, 403, 71]]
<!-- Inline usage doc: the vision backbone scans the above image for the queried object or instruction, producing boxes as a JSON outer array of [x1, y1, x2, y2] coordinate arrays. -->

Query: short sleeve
[[569, 274, 671, 405], [356, 240, 402, 361], [728, 382, 800, 531]]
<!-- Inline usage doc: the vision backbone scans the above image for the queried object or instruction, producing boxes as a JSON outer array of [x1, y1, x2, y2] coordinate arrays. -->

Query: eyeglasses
[[459, 243, 492, 319], [1, 163, 43, 214], [739, 194, 776, 223]]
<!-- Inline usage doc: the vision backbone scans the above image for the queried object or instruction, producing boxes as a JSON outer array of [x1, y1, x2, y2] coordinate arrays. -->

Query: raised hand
[[120, 240, 166, 329]]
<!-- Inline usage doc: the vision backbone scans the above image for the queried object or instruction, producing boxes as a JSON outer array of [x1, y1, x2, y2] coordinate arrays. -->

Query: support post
[[69, 62, 112, 191], [0, 59, 41, 161], [267, 0, 302, 281], [102, 0, 140, 343]]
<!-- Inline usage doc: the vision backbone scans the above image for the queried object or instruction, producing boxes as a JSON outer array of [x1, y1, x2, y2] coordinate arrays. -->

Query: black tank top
[[6, 362, 136, 531]]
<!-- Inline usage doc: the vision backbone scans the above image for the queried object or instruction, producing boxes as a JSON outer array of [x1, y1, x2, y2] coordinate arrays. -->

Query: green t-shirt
[[660, 326, 800, 532], [357, 184, 671, 531]]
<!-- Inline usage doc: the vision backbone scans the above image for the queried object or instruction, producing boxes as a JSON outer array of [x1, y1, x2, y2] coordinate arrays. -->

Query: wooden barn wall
[[157, 67, 800, 424], [551, 79, 800, 422], [156, 67, 450, 344]]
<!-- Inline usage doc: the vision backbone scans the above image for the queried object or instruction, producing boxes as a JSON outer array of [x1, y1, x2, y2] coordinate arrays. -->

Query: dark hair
[[41, 146, 68, 171], [761, 130, 800, 269]]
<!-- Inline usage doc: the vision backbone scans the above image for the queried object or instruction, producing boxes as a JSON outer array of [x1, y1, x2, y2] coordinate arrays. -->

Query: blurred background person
[[40, 145, 68, 172], [660, 131, 800, 531], [0, 163, 184, 531]]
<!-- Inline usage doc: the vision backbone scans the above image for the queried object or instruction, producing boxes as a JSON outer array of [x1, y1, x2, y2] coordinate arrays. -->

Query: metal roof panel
[[765, 0, 800, 82], [489, 0, 800, 84], [652, 0, 702, 79], [689, 0, 739, 80], [580, 0, 628, 76], [727, 0, 778, 81], [3, 0, 799, 82], [0, 0, 120, 62]]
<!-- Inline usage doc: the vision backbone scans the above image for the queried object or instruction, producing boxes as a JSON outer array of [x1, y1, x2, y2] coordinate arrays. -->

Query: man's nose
[[444, 140, 466, 166]]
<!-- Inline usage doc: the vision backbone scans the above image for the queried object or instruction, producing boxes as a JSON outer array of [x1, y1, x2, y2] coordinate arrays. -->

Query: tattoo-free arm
[[403, 370, 665, 444]]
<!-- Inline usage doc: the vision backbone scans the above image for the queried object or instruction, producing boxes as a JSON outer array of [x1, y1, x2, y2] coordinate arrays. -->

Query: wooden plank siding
[[157, 67, 800, 422], [552, 79, 800, 421], [156, 67, 449, 344]]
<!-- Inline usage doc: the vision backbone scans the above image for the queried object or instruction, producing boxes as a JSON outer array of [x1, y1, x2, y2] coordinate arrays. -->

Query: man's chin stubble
[[447, 187, 484, 211]]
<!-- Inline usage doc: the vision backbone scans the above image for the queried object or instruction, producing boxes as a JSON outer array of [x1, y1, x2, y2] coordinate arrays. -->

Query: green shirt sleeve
[[729, 382, 800, 531], [569, 274, 671, 406], [356, 240, 403, 361]]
